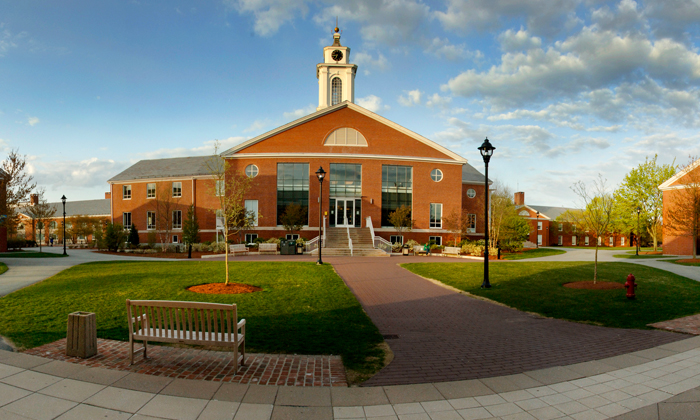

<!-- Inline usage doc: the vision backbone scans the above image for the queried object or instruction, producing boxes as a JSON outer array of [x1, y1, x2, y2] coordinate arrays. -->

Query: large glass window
[[331, 77, 342, 105], [330, 164, 361, 197], [381, 165, 412, 227], [277, 163, 309, 225], [466, 214, 476, 233], [172, 210, 182, 229], [123, 212, 132, 229], [430, 203, 442, 228], [245, 200, 259, 227]]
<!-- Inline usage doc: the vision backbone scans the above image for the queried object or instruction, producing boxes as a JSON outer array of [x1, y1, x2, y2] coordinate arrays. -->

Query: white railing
[[305, 236, 319, 254], [323, 216, 326, 247], [346, 225, 353, 256], [366, 216, 391, 254]]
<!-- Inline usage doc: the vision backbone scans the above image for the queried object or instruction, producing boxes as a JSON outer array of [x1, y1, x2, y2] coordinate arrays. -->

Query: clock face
[[331, 50, 343, 62]]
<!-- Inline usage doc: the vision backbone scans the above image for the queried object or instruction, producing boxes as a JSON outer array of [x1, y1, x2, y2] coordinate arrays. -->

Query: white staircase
[[310, 227, 389, 257]]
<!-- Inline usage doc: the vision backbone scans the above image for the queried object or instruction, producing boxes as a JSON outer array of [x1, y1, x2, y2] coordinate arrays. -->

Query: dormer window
[[331, 77, 342, 105]]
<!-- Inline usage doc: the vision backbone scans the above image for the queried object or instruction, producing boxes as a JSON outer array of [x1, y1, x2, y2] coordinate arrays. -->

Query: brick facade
[[660, 160, 700, 256]]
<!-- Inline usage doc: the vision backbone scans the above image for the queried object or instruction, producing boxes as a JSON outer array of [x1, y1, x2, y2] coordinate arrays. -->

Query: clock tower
[[317, 27, 357, 110]]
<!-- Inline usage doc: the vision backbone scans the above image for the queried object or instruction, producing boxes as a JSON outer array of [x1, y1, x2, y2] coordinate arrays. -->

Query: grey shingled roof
[[528, 205, 577, 220], [462, 163, 490, 184], [108, 155, 221, 182], [18, 199, 110, 218]]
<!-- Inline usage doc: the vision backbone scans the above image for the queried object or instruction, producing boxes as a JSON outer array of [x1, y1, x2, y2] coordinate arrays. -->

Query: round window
[[431, 168, 443, 182], [245, 164, 259, 178], [467, 189, 476, 198]]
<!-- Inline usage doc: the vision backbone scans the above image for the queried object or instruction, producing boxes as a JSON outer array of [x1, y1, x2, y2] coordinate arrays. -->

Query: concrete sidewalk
[[2, 336, 700, 419]]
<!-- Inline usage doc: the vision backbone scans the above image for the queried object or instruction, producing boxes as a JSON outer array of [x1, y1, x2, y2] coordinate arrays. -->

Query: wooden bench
[[126, 300, 246, 372], [258, 243, 278, 254], [444, 246, 461, 256], [414, 245, 427, 255], [229, 244, 249, 256]]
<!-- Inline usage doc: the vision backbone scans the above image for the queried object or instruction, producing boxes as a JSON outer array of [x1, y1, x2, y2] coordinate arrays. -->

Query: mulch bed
[[563, 281, 625, 290], [677, 258, 700, 263], [95, 250, 222, 259], [188, 283, 263, 294], [639, 251, 664, 255]]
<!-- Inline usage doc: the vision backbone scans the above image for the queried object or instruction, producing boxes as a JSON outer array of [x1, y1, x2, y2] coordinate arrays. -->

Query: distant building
[[0, 168, 7, 252], [16, 194, 110, 245], [514, 192, 629, 248]]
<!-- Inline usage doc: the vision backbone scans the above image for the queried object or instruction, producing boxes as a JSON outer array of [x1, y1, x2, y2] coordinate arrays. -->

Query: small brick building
[[659, 158, 700, 256]]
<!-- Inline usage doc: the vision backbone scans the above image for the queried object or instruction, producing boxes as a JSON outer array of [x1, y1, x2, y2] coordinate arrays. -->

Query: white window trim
[[429, 236, 442, 246], [147, 183, 156, 199], [172, 182, 182, 198], [390, 235, 404, 245], [172, 210, 182, 230], [147, 211, 156, 230], [431, 168, 443, 182], [123, 185, 132, 200], [430, 203, 443, 229], [467, 189, 476, 199]]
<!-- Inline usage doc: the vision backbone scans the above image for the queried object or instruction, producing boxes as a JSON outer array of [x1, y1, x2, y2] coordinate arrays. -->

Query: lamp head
[[315, 166, 326, 181], [478, 137, 495, 163], [636, 206, 641, 214], [61, 195, 67, 204]]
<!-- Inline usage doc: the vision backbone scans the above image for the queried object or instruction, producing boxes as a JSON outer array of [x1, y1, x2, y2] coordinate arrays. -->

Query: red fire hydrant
[[624, 274, 637, 300]]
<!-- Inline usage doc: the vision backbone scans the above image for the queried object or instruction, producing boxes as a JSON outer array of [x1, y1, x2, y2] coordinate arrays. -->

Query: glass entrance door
[[335, 199, 355, 227]]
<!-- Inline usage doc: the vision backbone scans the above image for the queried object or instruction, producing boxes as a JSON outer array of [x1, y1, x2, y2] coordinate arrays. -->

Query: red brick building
[[514, 192, 629, 248], [108, 30, 490, 249], [659, 158, 700, 256]]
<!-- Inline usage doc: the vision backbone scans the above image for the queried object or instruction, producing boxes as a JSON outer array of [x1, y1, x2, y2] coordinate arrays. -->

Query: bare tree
[[153, 183, 181, 250], [2, 149, 37, 235], [388, 205, 414, 239], [442, 208, 466, 246], [560, 175, 615, 283], [489, 182, 517, 249], [25, 189, 54, 251], [280, 203, 306, 238], [664, 158, 700, 259], [207, 142, 256, 285]]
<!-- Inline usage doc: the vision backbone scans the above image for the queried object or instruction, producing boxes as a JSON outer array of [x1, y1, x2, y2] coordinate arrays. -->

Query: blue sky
[[2, 0, 700, 207]]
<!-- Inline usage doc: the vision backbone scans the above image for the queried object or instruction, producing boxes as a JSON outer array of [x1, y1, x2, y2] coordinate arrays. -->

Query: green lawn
[[670, 260, 700, 267], [403, 261, 700, 329], [501, 248, 566, 260], [561, 246, 661, 251], [613, 253, 676, 259], [0, 251, 67, 258], [0, 261, 384, 379], [0, 263, 7, 275]]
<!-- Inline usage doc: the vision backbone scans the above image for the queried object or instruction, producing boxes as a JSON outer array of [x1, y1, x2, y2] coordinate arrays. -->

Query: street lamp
[[536, 211, 540, 248], [478, 138, 495, 289], [636, 206, 641, 256], [61, 195, 68, 256], [315, 167, 326, 265]]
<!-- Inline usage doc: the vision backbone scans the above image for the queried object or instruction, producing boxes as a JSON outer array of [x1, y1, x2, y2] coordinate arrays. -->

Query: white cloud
[[498, 29, 541, 52], [140, 137, 248, 159], [426, 93, 452, 109], [243, 119, 271, 133], [225, 0, 311, 37], [545, 136, 611, 158], [32, 157, 128, 190], [357, 95, 389, 113], [0, 24, 27, 57], [424, 37, 469, 61], [27, 116, 39, 126], [398, 89, 422, 107], [283, 104, 316, 120], [353, 51, 389, 74]]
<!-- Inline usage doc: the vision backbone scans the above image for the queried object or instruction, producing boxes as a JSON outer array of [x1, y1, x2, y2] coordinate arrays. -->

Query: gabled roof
[[18, 199, 110, 218], [108, 155, 222, 182], [659, 157, 700, 191], [221, 101, 467, 163], [462, 164, 490, 184], [516, 204, 577, 220]]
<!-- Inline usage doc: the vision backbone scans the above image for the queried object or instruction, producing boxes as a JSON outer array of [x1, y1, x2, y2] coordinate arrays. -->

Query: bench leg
[[143, 339, 148, 359], [241, 340, 245, 366], [129, 337, 134, 365]]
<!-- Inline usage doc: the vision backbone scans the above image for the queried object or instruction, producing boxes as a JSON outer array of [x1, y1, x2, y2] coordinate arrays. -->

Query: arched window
[[331, 77, 342, 105]]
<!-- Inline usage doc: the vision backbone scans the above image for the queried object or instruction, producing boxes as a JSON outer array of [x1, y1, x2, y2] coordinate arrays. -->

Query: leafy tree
[[488, 182, 518, 249], [128, 224, 140, 247], [182, 205, 200, 259], [441, 208, 465, 246], [559, 175, 615, 283], [613, 155, 675, 251], [664, 158, 700, 259], [388, 205, 414, 238], [25, 189, 54, 252], [1, 149, 37, 235], [153, 183, 182, 250], [207, 142, 256, 285], [501, 215, 530, 243], [104, 222, 126, 252], [281, 203, 307, 237], [69, 215, 95, 244], [93, 221, 104, 249]]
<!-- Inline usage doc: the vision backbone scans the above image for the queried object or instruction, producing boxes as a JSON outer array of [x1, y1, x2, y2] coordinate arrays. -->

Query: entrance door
[[335, 199, 355, 227]]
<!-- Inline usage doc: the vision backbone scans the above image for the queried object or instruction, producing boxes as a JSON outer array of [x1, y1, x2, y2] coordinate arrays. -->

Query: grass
[[402, 261, 700, 329], [501, 248, 566, 260], [670, 260, 700, 267], [0, 261, 384, 380], [561, 246, 661, 251], [612, 254, 676, 259], [0, 251, 67, 258], [0, 263, 7, 275]]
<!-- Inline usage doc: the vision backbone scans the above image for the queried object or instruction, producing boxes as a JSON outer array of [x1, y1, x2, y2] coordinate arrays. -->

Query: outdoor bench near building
[[126, 299, 246, 372]]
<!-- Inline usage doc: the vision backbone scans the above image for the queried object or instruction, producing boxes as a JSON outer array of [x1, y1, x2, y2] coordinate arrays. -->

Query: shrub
[[7, 238, 26, 250], [266, 237, 281, 245], [500, 240, 523, 253], [392, 242, 403, 252], [147, 231, 157, 249], [405, 239, 420, 248], [430, 244, 443, 251], [104, 222, 127, 252]]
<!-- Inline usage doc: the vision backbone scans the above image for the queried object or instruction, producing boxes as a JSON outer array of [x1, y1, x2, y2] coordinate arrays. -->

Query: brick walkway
[[24, 338, 346, 387], [330, 257, 687, 387], [650, 314, 700, 335]]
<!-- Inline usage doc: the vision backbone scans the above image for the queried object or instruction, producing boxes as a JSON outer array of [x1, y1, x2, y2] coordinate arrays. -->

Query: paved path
[[2, 338, 700, 419], [0, 247, 177, 296]]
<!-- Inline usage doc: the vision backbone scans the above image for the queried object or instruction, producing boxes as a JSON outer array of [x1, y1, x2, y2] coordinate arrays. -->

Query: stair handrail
[[374, 236, 392, 254], [305, 236, 319, 253], [323, 216, 327, 248], [366, 216, 375, 239], [346, 225, 353, 256]]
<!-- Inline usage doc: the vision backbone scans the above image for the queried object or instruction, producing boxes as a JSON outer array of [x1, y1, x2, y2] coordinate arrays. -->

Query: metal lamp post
[[536, 211, 540, 248], [315, 167, 326, 265], [478, 138, 495, 289], [61, 195, 68, 256], [636, 206, 641, 256]]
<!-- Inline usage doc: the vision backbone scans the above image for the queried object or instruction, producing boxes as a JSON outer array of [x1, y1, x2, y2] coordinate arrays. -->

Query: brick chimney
[[514, 192, 525, 206], [30, 194, 39, 206], [105, 192, 111, 199]]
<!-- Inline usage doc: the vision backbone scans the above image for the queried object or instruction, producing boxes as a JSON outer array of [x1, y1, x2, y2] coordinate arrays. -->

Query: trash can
[[281, 240, 296, 255], [66, 312, 97, 358], [402, 245, 410, 256]]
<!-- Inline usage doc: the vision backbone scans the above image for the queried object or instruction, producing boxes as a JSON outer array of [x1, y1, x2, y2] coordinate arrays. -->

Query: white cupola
[[317, 26, 357, 110]]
